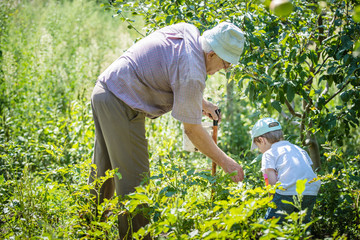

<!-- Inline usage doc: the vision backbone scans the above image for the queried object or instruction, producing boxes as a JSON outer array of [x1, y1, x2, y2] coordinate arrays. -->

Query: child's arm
[[264, 168, 277, 185]]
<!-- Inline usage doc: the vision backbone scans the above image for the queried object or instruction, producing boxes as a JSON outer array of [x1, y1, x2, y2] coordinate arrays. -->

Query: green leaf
[[327, 66, 337, 74], [309, 50, 318, 65], [296, 179, 307, 195], [298, 54, 307, 63], [279, 89, 286, 103], [281, 200, 294, 206], [289, 48, 297, 61], [271, 100, 282, 113], [187, 169, 195, 176], [249, 82, 256, 101], [285, 83, 295, 102], [280, 33, 289, 46], [165, 15, 172, 24], [129, 193, 151, 203]]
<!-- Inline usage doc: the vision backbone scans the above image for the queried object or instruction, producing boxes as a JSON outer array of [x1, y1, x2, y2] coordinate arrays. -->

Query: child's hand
[[263, 173, 269, 186], [265, 168, 277, 185]]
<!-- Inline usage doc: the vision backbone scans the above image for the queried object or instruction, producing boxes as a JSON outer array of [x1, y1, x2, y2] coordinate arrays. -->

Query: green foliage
[[313, 146, 360, 238], [1, 161, 122, 239], [1, 0, 359, 239], [0, 0, 137, 238], [121, 132, 316, 240]]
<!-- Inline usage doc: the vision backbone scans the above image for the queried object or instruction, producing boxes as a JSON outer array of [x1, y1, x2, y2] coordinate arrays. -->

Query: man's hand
[[202, 99, 221, 122], [221, 157, 244, 182], [184, 122, 244, 183]]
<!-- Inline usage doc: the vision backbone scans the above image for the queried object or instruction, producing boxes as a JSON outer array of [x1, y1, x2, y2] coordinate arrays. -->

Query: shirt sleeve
[[261, 151, 276, 173], [171, 78, 205, 124]]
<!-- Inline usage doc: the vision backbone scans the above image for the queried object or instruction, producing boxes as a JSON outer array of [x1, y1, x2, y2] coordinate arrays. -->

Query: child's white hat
[[202, 22, 245, 64], [251, 118, 282, 150]]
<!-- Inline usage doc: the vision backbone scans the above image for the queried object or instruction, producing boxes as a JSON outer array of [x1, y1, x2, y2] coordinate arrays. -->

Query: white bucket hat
[[202, 22, 245, 64], [250, 118, 282, 150]]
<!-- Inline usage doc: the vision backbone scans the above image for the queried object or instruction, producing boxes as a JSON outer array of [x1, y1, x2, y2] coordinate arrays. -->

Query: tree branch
[[324, 77, 353, 105], [320, 81, 329, 97], [281, 111, 301, 126], [304, 55, 330, 85], [118, 10, 145, 37], [285, 99, 302, 118]]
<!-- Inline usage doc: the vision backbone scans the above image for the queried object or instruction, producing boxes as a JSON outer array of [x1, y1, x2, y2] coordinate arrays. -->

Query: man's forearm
[[183, 122, 226, 166], [183, 122, 244, 182]]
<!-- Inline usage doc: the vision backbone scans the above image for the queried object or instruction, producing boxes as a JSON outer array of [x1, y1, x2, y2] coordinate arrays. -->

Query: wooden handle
[[212, 125, 218, 176], [211, 110, 220, 200]]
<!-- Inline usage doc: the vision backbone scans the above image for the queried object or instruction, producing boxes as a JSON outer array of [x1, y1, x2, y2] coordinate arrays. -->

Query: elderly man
[[89, 22, 245, 239]]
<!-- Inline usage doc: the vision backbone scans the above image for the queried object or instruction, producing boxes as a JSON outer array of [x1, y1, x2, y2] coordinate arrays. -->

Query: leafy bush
[[0, 0, 136, 238], [1, 0, 359, 239]]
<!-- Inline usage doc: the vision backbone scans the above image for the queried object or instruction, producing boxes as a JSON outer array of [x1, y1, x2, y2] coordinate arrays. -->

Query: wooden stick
[[211, 109, 220, 202], [212, 125, 218, 176], [211, 109, 220, 176]]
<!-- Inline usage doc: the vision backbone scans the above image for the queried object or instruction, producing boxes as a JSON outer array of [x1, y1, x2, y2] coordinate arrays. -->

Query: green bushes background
[[1, 0, 359, 239]]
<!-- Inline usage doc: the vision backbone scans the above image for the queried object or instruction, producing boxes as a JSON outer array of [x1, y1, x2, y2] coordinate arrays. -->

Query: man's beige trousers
[[89, 81, 150, 240]]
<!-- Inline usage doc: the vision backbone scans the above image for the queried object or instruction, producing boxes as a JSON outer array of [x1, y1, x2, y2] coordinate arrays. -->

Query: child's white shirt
[[261, 140, 321, 195]]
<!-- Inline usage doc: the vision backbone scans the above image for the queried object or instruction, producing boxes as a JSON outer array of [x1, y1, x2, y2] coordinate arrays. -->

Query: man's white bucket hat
[[250, 118, 282, 150], [202, 22, 245, 64]]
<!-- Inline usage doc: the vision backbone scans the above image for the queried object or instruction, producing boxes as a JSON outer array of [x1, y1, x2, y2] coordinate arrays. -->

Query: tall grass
[[1, 0, 138, 174], [0, 0, 139, 238]]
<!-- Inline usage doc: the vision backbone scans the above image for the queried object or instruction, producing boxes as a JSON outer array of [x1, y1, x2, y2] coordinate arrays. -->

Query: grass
[[0, 0, 139, 238]]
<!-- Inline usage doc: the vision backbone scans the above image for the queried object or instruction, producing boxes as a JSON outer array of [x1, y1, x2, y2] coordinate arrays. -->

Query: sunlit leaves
[[296, 179, 307, 195]]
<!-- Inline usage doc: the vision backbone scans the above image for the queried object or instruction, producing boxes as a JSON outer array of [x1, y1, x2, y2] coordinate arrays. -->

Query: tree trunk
[[306, 133, 321, 172], [302, 100, 321, 171]]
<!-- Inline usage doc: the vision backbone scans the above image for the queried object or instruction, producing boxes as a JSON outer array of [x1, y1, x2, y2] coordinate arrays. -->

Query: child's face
[[254, 137, 272, 153]]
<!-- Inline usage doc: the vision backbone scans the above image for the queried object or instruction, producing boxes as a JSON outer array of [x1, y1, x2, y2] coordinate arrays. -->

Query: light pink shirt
[[98, 23, 206, 124]]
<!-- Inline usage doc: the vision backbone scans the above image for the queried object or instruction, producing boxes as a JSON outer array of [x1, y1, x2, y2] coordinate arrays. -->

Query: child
[[250, 117, 321, 224]]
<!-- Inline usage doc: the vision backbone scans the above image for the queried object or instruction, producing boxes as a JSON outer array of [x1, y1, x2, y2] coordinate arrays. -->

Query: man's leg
[[88, 82, 115, 204], [90, 81, 150, 239]]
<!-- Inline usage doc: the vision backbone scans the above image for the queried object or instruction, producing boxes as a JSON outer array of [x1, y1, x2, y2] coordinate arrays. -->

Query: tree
[[105, 0, 360, 170]]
